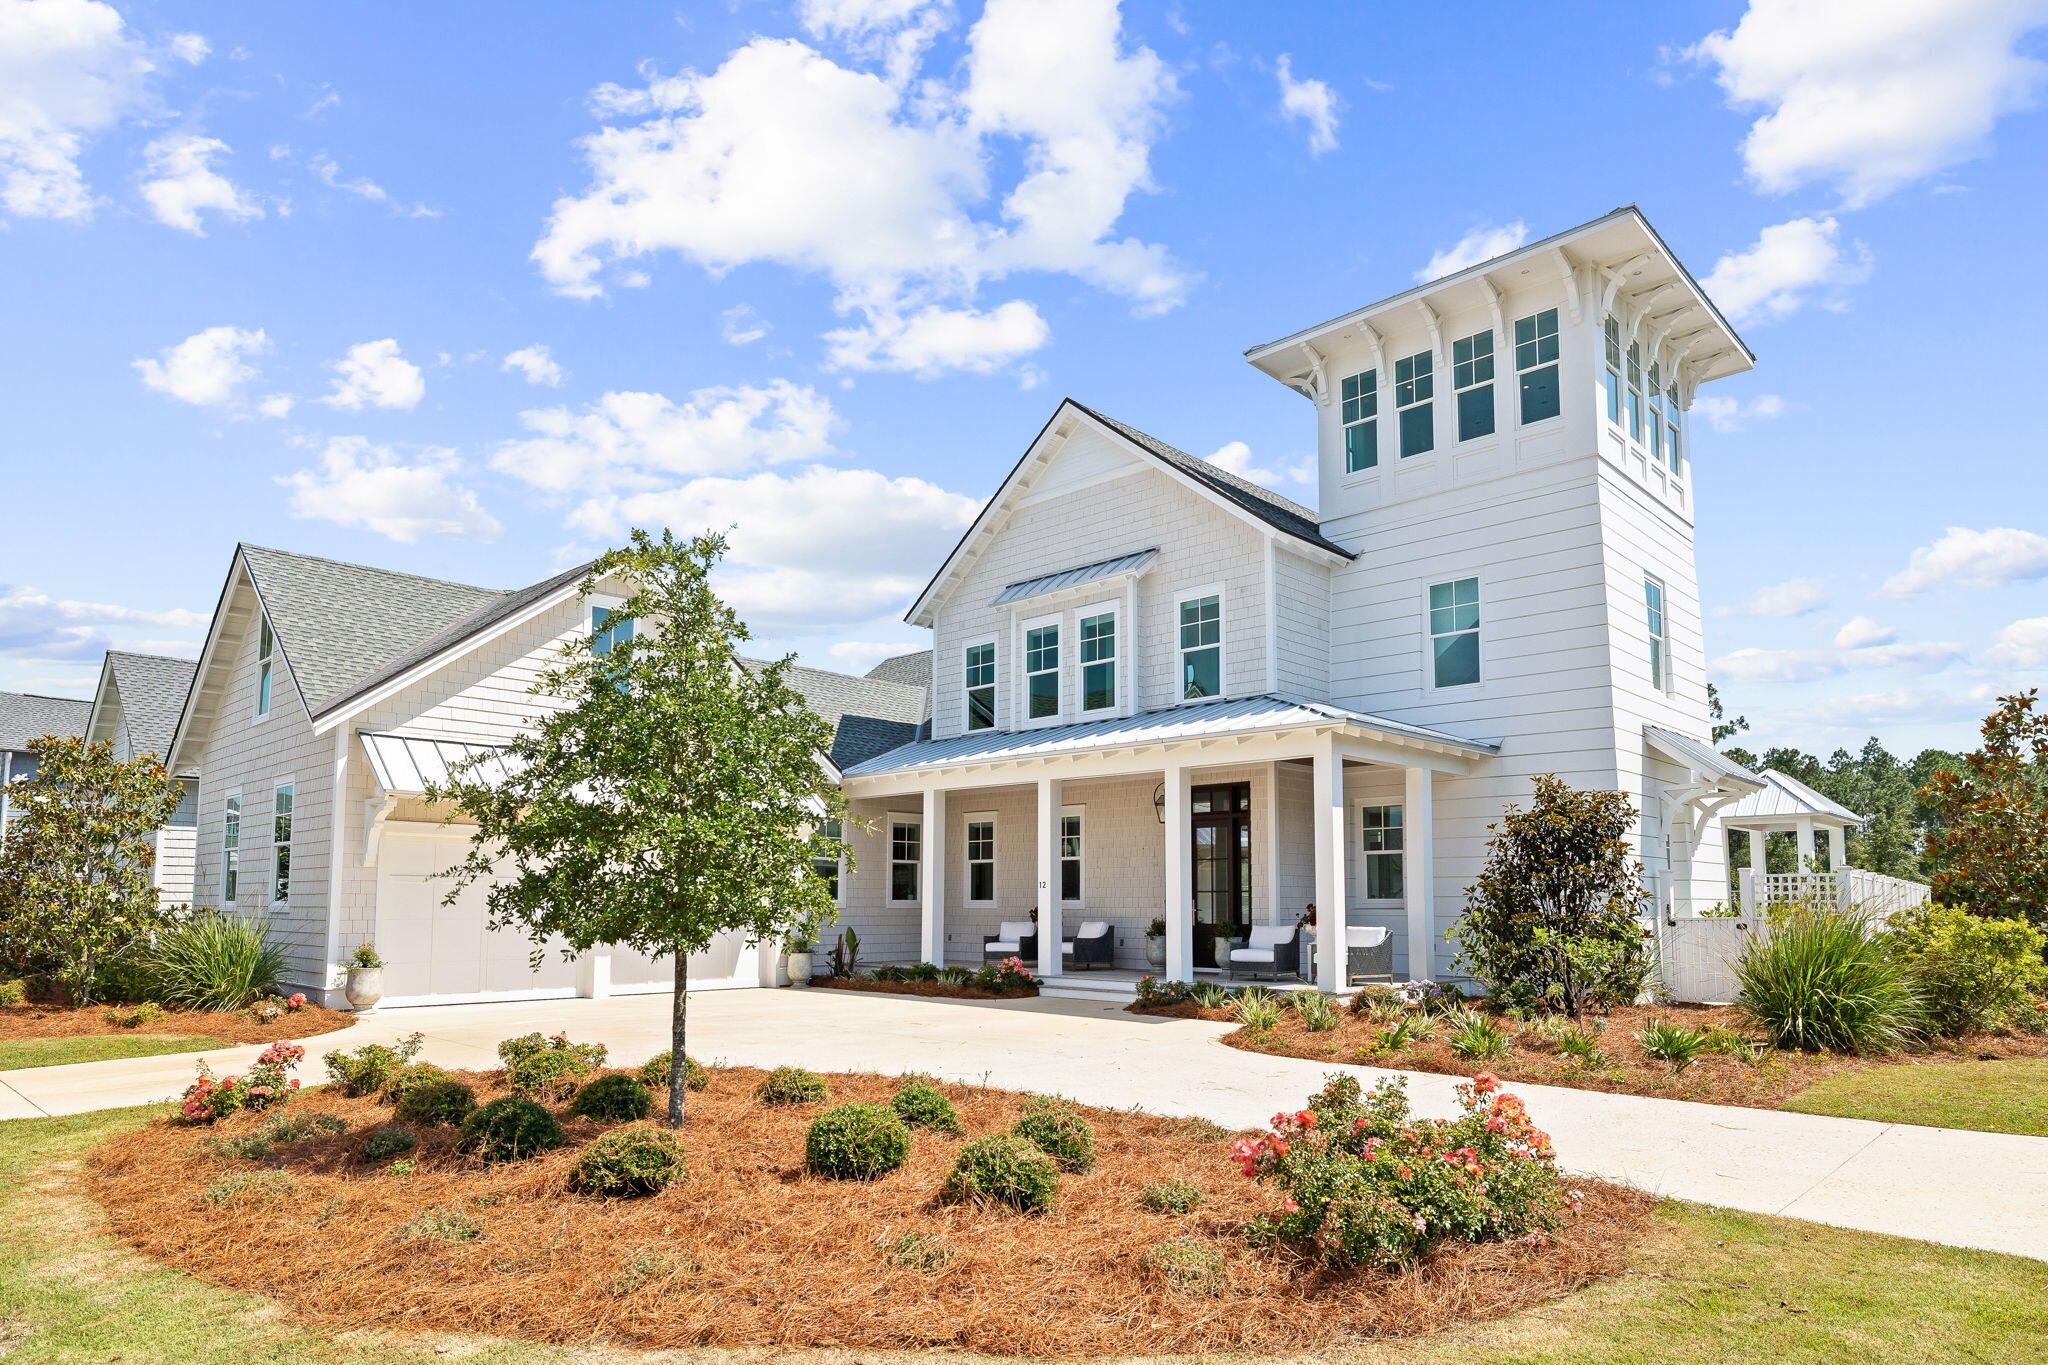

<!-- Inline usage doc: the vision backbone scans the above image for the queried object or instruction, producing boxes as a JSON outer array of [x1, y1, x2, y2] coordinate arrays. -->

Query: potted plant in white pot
[[785, 936, 815, 988], [343, 942, 385, 1014], [1144, 917, 1167, 970]]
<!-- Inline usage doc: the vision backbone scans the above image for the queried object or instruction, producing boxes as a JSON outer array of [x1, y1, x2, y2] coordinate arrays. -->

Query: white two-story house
[[827, 206, 1764, 992]]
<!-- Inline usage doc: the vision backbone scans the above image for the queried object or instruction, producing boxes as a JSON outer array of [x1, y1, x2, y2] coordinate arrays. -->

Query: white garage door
[[376, 830, 579, 1007], [610, 930, 761, 994]]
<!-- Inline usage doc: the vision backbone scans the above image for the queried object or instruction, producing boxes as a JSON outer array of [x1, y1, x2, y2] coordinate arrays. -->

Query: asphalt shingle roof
[[0, 692, 92, 752], [104, 652, 198, 759], [863, 650, 932, 689], [745, 659, 927, 771]]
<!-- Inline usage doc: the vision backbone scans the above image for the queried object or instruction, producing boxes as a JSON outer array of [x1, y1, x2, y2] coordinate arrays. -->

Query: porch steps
[[1037, 975, 1141, 1003]]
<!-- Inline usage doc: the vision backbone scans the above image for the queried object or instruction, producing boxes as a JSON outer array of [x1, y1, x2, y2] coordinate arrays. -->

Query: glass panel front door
[[1189, 783, 1251, 968]]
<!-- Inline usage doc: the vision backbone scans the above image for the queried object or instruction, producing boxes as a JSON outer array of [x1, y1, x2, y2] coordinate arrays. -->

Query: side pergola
[[1721, 769, 1865, 875]]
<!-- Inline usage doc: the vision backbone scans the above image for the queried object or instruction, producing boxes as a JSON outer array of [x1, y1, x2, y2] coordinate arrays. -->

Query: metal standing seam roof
[[102, 652, 199, 759], [1644, 723, 1765, 789], [1722, 769, 1865, 824], [841, 693, 1498, 779], [360, 731, 523, 794], [0, 692, 92, 752], [990, 548, 1159, 606]]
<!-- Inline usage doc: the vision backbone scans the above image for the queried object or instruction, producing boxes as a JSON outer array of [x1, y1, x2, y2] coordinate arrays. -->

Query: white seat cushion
[[1347, 925, 1391, 947], [987, 940, 1021, 953], [1230, 947, 1276, 963], [1246, 925, 1296, 949], [1060, 941, 1075, 952], [996, 921, 1036, 940], [1076, 921, 1110, 939]]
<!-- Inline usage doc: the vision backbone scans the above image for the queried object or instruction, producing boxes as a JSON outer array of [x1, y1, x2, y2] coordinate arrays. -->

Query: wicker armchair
[[1225, 924, 1302, 981], [982, 920, 1038, 963], [1061, 920, 1113, 970]]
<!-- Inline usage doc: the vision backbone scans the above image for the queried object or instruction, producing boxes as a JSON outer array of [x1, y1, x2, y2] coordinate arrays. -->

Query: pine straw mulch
[[82, 1066, 1650, 1358], [808, 975, 1039, 1001], [0, 1001, 355, 1045], [1137, 999, 2048, 1110]]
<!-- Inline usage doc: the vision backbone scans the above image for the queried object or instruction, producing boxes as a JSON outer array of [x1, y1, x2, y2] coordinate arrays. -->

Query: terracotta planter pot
[[344, 966, 384, 1014]]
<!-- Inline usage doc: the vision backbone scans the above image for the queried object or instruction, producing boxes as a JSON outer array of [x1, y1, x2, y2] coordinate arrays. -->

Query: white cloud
[[132, 325, 268, 406], [824, 299, 1049, 376], [137, 133, 262, 234], [1987, 616, 2048, 670], [1692, 392, 1786, 432], [828, 639, 921, 673], [492, 381, 838, 496], [797, 0, 953, 85], [1275, 54, 1340, 155], [305, 150, 437, 217], [1688, 0, 2048, 208], [1700, 216, 1873, 324], [532, 0, 1186, 373], [0, 581, 205, 661], [280, 436, 500, 543], [500, 344, 562, 387], [1713, 576, 1828, 618], [720, 304, 770, 346], [319, 338, 425, 411], [1773, 682, 2005, 732], [257, 393, 295, 419], [1416, 221, 1528, 282], [1710, 640, 1966, 683], [1203, 440, 1313, 489], [1832, 615, 1897, 649], [1881, 526, 2048, 597], [0, 0, 156, 221], [168, 32, 208, 64]]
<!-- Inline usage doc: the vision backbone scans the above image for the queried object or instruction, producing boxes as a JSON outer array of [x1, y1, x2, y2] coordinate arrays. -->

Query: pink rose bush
[[180, 1041, 306, 1123], [1231, 1071, 1579, 1269]]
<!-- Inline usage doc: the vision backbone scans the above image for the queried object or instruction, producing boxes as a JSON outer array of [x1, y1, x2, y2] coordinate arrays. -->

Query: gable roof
[[0, 692, 91, 752], [745, 659, 926, 771], [1723, 769, 1864, 825], [864, 650, 932, 689], [1645, 724, 1765, 791], [95, 652, 199, 760]]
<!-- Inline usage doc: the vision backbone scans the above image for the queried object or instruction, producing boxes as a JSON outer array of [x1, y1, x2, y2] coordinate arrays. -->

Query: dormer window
[[1340, 369, 1379, 471], [1079, 609, 1117, 712], [254, 616, 275, 718], [1394, 350, 1435, 457], [1024, 621, 1060, 720], [1451, 330, 1495, 441]]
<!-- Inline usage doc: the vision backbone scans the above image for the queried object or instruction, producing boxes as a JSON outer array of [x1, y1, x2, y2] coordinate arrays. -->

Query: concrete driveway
[[5, 987, 2045, 1263]]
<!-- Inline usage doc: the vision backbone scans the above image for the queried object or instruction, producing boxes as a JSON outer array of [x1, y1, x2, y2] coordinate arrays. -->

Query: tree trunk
[[666, 949, 690, 1127]]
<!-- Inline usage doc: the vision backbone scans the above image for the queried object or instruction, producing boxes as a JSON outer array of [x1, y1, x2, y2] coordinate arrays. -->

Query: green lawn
[[1784, 1058, 2048, 1138], [0, 1034, 226, 1072], [0, 1106, 2043, 1364]]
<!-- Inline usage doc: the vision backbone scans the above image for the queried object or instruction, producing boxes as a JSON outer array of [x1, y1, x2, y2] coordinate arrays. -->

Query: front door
[[1190, 782, 1251, 969]]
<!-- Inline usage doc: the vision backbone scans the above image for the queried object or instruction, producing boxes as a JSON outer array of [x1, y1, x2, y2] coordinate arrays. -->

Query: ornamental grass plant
[[1735, 908, 1926, 1053]]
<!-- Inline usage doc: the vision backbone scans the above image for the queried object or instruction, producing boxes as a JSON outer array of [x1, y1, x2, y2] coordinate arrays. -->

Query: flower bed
[[810, 956, 1040, 1000], [84, 1064, 1648, 1356], [0, 998, 354, 1046]]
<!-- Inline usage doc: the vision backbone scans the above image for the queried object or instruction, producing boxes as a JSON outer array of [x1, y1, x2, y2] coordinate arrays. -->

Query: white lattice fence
[[1655, 869, 1934, 1005]]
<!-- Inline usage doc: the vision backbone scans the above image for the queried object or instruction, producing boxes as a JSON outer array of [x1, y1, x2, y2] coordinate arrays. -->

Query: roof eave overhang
[[167, 549, 258, 774]]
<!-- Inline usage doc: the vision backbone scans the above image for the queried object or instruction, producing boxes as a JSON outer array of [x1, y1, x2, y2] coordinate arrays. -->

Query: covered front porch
[[834, 696, 1498, 995]]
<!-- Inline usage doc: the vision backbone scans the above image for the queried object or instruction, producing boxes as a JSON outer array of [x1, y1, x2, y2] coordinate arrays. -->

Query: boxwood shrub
[[510, 1049, 594, 1103], [890, 1077, 963, 1134], [458, 1097, 565, 1164], [395, 1078, 477, 1127], [571, 1074, 655, 1122], [1013, 1099, 1095, 1172], [636, 1051, 708, 1091], [755, 1066, 829, 1106], [805, 1102, 911, 1180], [940, 1134, 1058, 1213], [381, 1062, 452, 1108], [571, 1122, 687, 1197], [362, 1124, 418, 1162]]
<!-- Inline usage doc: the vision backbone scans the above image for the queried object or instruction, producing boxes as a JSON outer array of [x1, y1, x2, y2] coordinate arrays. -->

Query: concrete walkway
[[5, 988, 2045, 1262]]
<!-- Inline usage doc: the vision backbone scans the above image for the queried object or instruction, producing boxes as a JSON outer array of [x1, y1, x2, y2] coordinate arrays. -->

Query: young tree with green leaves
[[427, 529, 847, 1126], [1922, 690, 2048, 932], [0, 736, 183, 1004]]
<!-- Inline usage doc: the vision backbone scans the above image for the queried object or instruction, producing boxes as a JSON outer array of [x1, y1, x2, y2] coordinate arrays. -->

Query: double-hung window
[[1452, 330, 1495, 441], [593, 606, 633, 691], [1515, 307, 1561, 423], [1079, 609, 1117, 712], [1647, 362, 1665, 464], [1601, 316, 1623, 426], [1645, 577, 1668, 690], [1665, 383, 1684, 472], [1024, 620, 1061, 720], [223, 794, 241, 902], [1625, 341, 1644, 441], [888, 820, 921, 904], [811, 818, 843, 901], [1428, 577, 1481, 688], [1394, 350, 1435, 457], [271, 782, 294, 904], [1360, 804, 1404, 899], [965, 816, 996, 904], [964, 641, 996, 731], [1178, 593, 1222, 699], [1340, 369, 1379, 471], [254, 616, 275, 718], [1059, 810, 1083, 903]]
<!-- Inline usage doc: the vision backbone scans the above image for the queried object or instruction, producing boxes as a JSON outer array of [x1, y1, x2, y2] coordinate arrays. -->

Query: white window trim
[[963, 810, 998, 907], [1016, 610, 1065, 729], [1059, 803, 1086, 907], [1172, 582, 1227, 705], [1450, 327, 1497, 447], [1339, 367, 1382, 480], [271, 778, 295, 907], [1422, 574, 1486, 694], [252, 614, 275, 725], [886, 816, 922, 908], [1510, 307, 1564, 433], [222, 788, 243, 904], [1645, 574, 1671, 695], [1075, 598, 1124, 716], [812, 818, 846, 908], [961, 635, 998, 733], [1350, 798, 1406, 903]]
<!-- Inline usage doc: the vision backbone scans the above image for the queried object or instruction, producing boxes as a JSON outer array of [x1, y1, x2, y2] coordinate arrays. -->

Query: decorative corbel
[[1549, 247, 1583, 326], [1477, 276, 1507, 348], [361, 792, 398, 867], [1360, 319, 1387, 382], [1416, 298, 1444, 365], [1299, 340, 1333, 406]]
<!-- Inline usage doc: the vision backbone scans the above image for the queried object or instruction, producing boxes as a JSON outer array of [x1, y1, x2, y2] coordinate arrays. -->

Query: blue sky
[[4, 0, 2046, 757]]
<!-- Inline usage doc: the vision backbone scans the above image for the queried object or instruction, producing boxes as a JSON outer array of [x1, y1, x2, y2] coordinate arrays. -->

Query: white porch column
[[1311, 739, 1347, 994], [1749, 828, 1769, 876], [1035, 776, 1062, 977], [1403, 766, 1435, 981], [919, 787, 947, 966], [1162, 763, 1193, 981], [1825, 824, 1845, 871], [1795, 819, 1817, 872]]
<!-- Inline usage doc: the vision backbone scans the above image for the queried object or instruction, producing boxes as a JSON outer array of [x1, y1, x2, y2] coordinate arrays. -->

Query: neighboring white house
[[84, 651, 201, 905], [0, 691, 93, 848]]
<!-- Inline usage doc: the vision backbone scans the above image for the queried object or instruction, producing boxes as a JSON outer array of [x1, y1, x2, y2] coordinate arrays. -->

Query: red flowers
[[285, 992, 308, 1010]]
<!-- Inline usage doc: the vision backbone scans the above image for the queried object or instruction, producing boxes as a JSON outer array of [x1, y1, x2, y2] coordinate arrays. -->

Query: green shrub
[[1885, 904, 2048, 1037], [385, 1157, 416, 1178], [935, 965, 973, 986], [1554, 1028, 1608, 1070], [636, 1051, 708, 1091], [1189, 981, 1234, 1009], [322, 1033, 425, 1097], [103, 1001, 164, 1029], [1012, 1099, 1095, 1173], [570, 1074, 655, 1122], [877, 1230, 954, 1273], [755, 1066, 829, 1105], [0, 979, 24, 1007], [458, 1097, 565, 1164], [1636, 1019, 1711, 1074], [1141, 1179, 1204, 1215], [395, 1079, 476, 1127], [1290, 991, 1340, 1031], [940, 1134, 1058, 1213], [806, 1103, 912, 1180], [1231, 994, 1283, 1032], [146, 911, 287, 1012], [889, 1077, 962, 1134], [509, 1048, 594, 1103], [363, 1124, 417, 1162], [496, 1031, 607, 1070], [1446, 1011, 1511, 1061], [1350, 983, 1403, 1015], [381, 1062, 451, 1108], [571, 1122, 687, 1197], [1367, 1014, 1435, 1054], [1140, 1236, 1228, 1295], [391, 1206, 480, 1243], [202, 1170, 296, 1206], [255, 1111, 346, 1144], [1736, 909, 1925, 1053]]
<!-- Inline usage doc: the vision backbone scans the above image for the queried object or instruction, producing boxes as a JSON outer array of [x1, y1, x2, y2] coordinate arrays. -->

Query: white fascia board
[[167, 552, 259, 773]]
